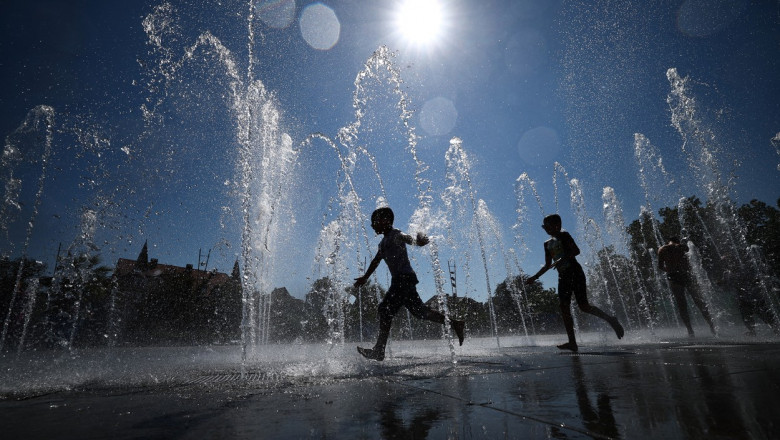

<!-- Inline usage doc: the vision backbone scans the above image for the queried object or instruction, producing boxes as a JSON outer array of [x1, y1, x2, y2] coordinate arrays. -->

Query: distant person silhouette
[[526, 214, 624, 352], [657, 236, 716, 337], [717, 255, 780, 336], [354, 207, 465, 361]]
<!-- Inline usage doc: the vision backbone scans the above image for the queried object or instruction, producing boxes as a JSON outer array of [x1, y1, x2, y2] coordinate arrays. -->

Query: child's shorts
[[379, 273, 428, 319], [557, 264, 589, 305]]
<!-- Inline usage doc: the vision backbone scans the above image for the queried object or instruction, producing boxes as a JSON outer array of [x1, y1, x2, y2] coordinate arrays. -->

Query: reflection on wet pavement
[[379, 400, 442, 438], [2, 337, 780, 439], [570, 356, 619, 438]]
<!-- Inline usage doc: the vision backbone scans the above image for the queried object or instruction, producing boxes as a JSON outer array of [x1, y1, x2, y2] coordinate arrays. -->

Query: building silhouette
[[113, 242, 242, 345]]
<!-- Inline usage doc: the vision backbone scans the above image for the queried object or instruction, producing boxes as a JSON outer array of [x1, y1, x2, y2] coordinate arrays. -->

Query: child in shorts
[[354, 207, 465, 361]]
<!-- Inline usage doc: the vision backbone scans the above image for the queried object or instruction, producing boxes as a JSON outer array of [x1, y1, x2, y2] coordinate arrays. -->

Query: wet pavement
[[2, 335, 780, 439]]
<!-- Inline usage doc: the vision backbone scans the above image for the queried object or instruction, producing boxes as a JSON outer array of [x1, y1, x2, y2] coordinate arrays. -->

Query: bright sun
[[395, 0, 445, 47]]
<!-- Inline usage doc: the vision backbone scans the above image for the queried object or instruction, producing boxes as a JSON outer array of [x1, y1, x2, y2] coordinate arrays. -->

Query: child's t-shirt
[[545, 231, 580, 272], [377, 228, 415, 277]]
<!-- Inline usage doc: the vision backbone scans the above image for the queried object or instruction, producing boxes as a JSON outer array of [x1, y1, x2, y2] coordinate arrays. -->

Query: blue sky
[[1, 0, 778, 301]]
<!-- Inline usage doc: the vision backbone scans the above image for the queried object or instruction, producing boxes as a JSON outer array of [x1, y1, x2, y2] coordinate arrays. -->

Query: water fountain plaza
[[1, 1, 780, 437], [3, 337, 780, 439]]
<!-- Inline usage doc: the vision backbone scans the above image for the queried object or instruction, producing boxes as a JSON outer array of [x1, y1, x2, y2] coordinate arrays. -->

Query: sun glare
[[395, 0, 445, 47]]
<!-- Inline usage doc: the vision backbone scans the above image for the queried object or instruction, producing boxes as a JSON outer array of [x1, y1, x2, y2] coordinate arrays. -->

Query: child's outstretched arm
[[525, 246, 553, 285], [354, 254, 382, 287]]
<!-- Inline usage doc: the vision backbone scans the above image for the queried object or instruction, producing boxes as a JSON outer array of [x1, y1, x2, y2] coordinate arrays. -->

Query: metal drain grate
[[188, 372, 277, 384]]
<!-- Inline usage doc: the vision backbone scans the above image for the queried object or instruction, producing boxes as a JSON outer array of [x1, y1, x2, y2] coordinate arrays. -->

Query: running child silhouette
[[525, 214, 624, 352], [353, 207, 465, 361]]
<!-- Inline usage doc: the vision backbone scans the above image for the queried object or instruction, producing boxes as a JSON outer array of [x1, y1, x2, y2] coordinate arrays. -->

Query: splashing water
[[602, 187, 655, 330], [513, 173, 545, 264], [1, 3, 778, 400], [666, 68, 779, 326], [444, 138, 501, 347], [0, 106, 54, 352]]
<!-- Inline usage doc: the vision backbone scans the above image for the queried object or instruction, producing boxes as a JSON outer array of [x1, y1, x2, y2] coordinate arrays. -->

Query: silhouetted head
[[542, 214, 562, 235], [668, 236, 681, 244], [371, 207, 394, 224], [542, 214, 561, 227], [371, 207, 394, 234]]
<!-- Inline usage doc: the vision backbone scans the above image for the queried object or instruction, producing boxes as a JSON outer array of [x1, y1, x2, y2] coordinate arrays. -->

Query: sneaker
[[611, 318, 625, 339], [357, 346, 385, 361], [451, 319, 465, 346], [557, 342, 578, 352]]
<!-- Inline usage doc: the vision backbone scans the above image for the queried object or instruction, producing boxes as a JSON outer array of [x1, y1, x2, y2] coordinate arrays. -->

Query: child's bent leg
[[405, 293, 446, 324], [688, 285, 716, 335], [559, 300, 577, 347], [359, 294, 401, 360], [374, 301, 396, 353], [671, 284, 694, 336], [418, 307, 465, 346], [451, 319, 465, 346], [573, 283, 624, 339], [557, 279, 578, 351], [359, 311, 392, 361], [406, 295, 465, 345], [577, 301, 624, 339]]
